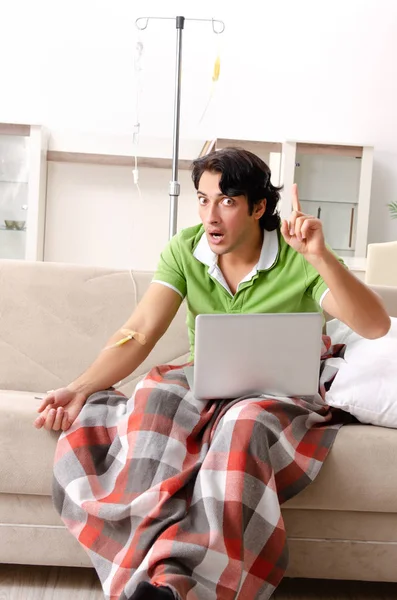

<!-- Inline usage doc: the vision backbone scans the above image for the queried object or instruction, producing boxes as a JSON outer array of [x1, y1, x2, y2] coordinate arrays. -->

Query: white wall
[[2, 0, 397, 258], [44, 163, 199, 269]]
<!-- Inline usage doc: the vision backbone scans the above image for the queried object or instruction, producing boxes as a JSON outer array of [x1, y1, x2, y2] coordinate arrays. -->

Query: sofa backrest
[[1, 259, 396, 395], [0, 260, 189, 395]]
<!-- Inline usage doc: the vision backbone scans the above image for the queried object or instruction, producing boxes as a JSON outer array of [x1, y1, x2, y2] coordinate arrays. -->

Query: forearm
[[308, 249, 391, 338], [67, 329, 156, 399], [66, 284, 182, 399]]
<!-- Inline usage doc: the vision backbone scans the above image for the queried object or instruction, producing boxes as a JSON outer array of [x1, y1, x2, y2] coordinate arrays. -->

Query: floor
[[0, 564, 396, 599]]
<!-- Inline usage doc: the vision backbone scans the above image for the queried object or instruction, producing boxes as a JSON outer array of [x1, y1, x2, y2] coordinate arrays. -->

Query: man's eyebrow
[[196, 191, 225, 197]]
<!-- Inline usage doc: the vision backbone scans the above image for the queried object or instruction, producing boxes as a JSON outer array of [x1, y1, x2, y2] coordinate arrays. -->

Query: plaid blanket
[[53, 336, 350, 600]]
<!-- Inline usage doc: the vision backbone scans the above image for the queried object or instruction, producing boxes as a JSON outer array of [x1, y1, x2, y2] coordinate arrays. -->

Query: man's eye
[[222, 198, 234, 206], [198, 197, 207, 205]]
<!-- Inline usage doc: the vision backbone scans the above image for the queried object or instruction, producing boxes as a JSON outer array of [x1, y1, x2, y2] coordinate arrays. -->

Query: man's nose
[[207, 204, 220, 224]]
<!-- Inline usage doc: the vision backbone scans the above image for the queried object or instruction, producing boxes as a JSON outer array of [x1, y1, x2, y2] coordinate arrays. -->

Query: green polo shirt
[[153, 224, 341, 359]]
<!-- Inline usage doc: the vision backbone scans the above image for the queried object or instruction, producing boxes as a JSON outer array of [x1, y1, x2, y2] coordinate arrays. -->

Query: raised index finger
[[292, 183, 301, 213]]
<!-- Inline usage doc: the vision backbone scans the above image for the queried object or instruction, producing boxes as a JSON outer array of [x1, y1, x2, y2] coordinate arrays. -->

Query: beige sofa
[[1, 258, 397, 583]]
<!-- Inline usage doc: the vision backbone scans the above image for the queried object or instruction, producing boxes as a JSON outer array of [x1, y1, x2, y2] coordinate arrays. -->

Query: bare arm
[[68, 282, 183, 398], [34, 282, 183, 430], [314, 251, 390, 339], [282, 184, 390, 340]]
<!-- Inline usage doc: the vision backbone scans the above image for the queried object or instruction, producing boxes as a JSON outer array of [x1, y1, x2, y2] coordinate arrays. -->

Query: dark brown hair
[[191, 147, 282, 231]]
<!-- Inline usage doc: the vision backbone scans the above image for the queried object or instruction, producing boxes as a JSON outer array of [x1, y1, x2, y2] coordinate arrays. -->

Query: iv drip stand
[[135, 15, 225, 239], [169, 16, 184, 241]]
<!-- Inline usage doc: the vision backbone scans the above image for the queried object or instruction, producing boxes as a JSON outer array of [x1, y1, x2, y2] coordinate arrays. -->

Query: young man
[[35, 148, 390, 600]]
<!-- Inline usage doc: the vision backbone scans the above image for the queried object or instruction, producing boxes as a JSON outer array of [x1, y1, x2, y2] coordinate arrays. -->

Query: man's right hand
[[33, 387, 87, 432]]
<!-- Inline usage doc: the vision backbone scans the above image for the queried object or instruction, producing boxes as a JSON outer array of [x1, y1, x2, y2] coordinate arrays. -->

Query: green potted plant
[[389, 202, 397, 219]]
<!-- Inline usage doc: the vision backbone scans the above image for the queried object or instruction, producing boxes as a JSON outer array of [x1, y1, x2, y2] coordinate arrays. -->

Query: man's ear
[[254, 199, 267, 220]]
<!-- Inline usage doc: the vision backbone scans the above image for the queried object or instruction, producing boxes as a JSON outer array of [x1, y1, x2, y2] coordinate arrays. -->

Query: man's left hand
[[280, 184, 326, 262]]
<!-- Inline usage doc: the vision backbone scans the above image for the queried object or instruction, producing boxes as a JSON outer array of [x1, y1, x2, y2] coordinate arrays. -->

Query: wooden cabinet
[[294, 154, 361, 204], [209, 138, 373, 258], [0, 123, 48, 261], [39, 134, 373, 267], [299, 200, 357, 256], [280, 141, 373, 258]]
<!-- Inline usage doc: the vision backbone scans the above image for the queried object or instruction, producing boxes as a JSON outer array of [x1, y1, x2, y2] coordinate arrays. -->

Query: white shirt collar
[[193, 228, 279, 296], [193, 227, 279, 271]]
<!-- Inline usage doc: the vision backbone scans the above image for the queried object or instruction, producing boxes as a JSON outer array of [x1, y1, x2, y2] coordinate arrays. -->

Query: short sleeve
[[303, 251, 348, 307], [152, 234, 187, 299]]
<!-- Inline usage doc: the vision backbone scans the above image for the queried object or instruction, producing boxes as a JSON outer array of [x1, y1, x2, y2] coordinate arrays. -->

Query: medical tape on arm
[[104, 328, 147, 350]]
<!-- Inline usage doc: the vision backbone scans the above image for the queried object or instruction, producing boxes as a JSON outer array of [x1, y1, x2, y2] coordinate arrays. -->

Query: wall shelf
[[200, 138, 281, 156], [0, 180, 28, 185], [295, 142, 363, 158], [46, 131, 206, 172], [0, 227, 26, 232], [46, 151, 193, 170], [300, 198, 359, 206]]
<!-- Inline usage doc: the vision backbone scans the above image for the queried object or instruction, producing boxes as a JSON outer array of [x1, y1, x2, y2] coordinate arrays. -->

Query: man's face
[[197, 170, 265, 256]]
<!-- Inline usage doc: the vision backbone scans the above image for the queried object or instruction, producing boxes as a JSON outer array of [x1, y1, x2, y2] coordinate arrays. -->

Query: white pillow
[[325, 318, 397, 428]]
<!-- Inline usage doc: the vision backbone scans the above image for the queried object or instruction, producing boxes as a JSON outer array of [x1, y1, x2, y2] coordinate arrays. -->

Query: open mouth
[[209, 232, 225, 243]]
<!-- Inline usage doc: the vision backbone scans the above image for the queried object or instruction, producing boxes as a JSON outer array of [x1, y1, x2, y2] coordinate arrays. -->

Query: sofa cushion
[[0, 351, 190, 495], [0, 261, 189, 394], [0, 521, 92, 567], [0, 493, 64, 526], [0, 391, 59, 495], [2, 493, 397, 544], [284, 423, 397, 512], [2, 389, 397, 512]]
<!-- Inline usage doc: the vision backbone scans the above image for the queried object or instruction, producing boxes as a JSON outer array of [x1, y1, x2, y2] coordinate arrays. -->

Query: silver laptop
[[184, 313, 323, 400]]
